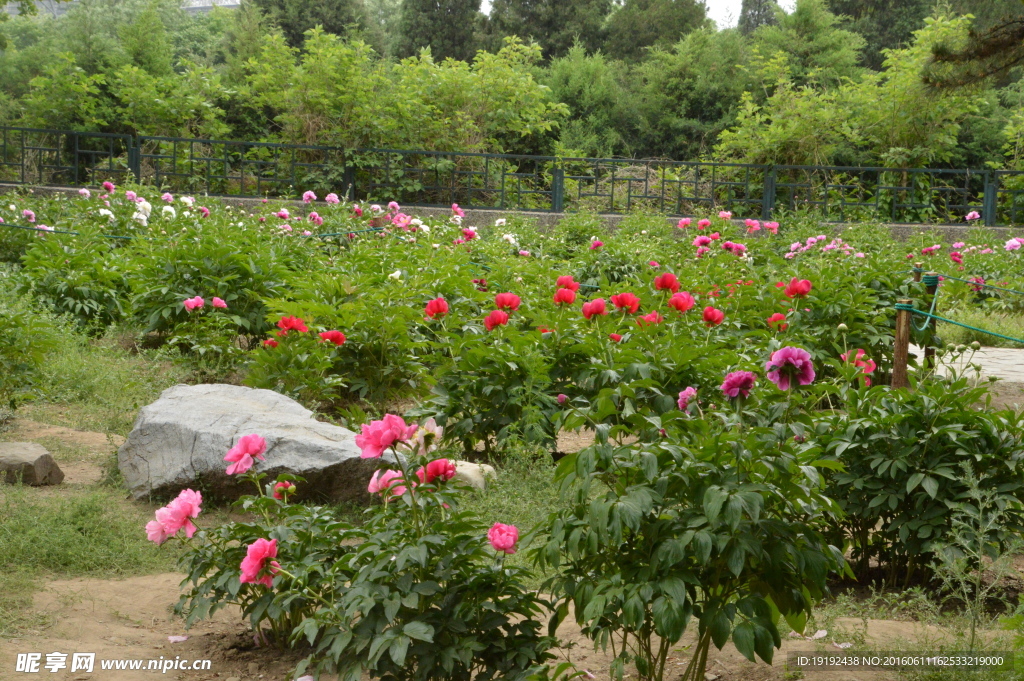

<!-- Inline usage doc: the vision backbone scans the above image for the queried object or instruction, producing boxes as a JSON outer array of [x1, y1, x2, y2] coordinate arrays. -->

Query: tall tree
[[924, 2, 1024, 88], [250, 0, 367, 48], [605, 0, 708, 62], [738, 0, 778, 35], [753, 0, 865, 88], [363, 0, 403, 58], [485, 0, 612, 60], [397, 0, 481, 61], [825, 0, 930, 71]]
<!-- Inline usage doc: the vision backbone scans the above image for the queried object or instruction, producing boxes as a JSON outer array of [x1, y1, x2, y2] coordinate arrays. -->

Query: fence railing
[[2, 126, 1024, 226]]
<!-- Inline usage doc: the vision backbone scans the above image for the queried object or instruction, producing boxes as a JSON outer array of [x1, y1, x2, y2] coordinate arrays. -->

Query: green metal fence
[[1, 125, 1021, 226]]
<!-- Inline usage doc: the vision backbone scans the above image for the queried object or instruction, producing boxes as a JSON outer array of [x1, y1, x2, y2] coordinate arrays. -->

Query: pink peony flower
[[239, 538, 280, 588], [720, 371, 756, 399], [952, 241, 965, 249], [1006, 238, 1022, 251], [764, 221, 779, 234], [677, 218, 691, 228], [557, 393, 568, 404], [277, 316, 308, 333], [356, 415, 417, 458], [637, 311, 663, 326], [765, 347, 816, 390], [79, 188, 91, 198], [325, 193, 340, 204], [950, 251, 963, 264], [198, 206, 210, 218], [965, 211, 981, 222], [677, 386, 697, 411], [488, 522, 519, 554], [519, 250, 531, 256], [589, 240, 603, 250], [718, 211, 732, 219], [224, 434, 267, 475], [388, 201, 400, 213], [767, 312, 788, 331], [367, 469, 408, 498], [125, 190, 137, 201], [302, 191, 317, 203], [841, 349, 877, 386], [745, 219, 760, 232], [146, 489, 203, 544], [308, 212, 323, 226], [161, 193, 174, 203], [211, 297, 227, 309], [353, 205, 363, 217], [697, 219, 711, 230], [102, 181, 115, 192], [275, 209, 290, 220], [273, 481, 296, 500], [452, 203, 465, 217], [609, 333, 623, 342], [183, 296, 204, 311], [462, 228, 477, 241], [649, 261, 659, 268], [22, 209, 35, 223]]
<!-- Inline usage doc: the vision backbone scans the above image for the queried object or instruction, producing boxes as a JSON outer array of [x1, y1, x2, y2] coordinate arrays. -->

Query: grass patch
[[941, 310, 1024, 349], [24, 331, 189, 436], [0, 485, 180, 578], [0, 571, 53, 637]]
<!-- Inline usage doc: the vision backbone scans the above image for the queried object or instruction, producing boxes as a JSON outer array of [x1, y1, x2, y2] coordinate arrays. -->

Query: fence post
[[893, 299, 913, 389], [761, 166, 776, 220], [983, 171, 997, 226], [128, 138, 141, 182], [913, 263, 923, 283], [924, 272, 939, 368], [343, 164, 356, 201], [551, 167, 565, 212]]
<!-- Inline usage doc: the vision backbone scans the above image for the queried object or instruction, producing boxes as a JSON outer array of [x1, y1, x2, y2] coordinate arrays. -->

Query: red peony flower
[[556, 275, 580, 292], [654, 272, 681, 293], [484, 310, 510, 331], [783, 278, 812, 299], [319, 330, 346, 346], [553, 287, 577, 305], [667, 292, 695, 313], [495, 292, 522, 311], [611, 292, 641, 313], [424, 297, 449, 319], [581, 298, 608, 319], [767, 313, 788, 331], [702, 306, 725, 326], [277, 316, 308, 333]]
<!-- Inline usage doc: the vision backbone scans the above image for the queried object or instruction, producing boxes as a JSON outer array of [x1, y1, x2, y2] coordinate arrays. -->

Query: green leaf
[[732, 621, 755, 662], [389, 635, 410, 666], [921, 476, 939, 498], [403, 621, 434, 642]]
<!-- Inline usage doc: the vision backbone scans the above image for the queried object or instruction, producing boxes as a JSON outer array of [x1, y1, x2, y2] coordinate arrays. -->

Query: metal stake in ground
[[924, 272, 939, 369], [893, 298, 913, 389]]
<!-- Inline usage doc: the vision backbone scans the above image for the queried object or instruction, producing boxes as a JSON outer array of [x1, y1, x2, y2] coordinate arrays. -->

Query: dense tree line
[[1, 0, 1024, 169]]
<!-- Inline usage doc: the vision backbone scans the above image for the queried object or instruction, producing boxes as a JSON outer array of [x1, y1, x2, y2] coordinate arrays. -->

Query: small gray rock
[[0, 442, 64, 485], [118, 384, 388, 502], [453, 461, 497, 491]]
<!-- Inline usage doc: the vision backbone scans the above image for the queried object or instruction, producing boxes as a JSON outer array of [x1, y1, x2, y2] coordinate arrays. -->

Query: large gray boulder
[[0, 442, 64, 485], [118, 384, 386, 502]]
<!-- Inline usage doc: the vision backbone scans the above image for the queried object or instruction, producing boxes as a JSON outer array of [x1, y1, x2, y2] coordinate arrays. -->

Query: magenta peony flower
[[102, 181, 115, 192], [302, 191, 317, 203], [677, 218, 691, 228], [697, 219, 711, 229], [765, 347, 816, 390], [183, 296, 204, 311], [677, 387, 697, 410], [488, 522, 519, 554], [720, 371, 757, 399], [273, 481, 296, 500], [668, 292, 695, 313], [224, 434, 267, 475], [239, 538, 280, 588], [589, 240, 603, 250], [211, 297, 227, 309], [356, 415, 417, 458]]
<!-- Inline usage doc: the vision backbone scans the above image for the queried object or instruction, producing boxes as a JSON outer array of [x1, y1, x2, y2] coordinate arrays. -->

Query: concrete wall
[[3, 183, 1022, 243]]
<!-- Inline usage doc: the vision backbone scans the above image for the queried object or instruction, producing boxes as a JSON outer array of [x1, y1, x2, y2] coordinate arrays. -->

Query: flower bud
[[837, 323, 848, 331]]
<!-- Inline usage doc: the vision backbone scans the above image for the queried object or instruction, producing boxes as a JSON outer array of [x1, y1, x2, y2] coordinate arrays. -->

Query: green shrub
[[0, 282, 60, 407]]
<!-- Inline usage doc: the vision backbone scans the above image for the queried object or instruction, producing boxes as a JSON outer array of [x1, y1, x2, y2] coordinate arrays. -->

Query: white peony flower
[[410, 218, 423, 226], [137, 200, 153, 217], [495, 218, 507, 226], [162, 206, 176, 219], [419, 224, 430, 234], [388, 270, 402, 280], [98, 209, 115, 220], [180, 196, 195, 207]]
